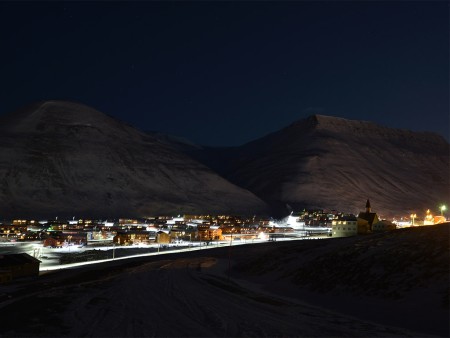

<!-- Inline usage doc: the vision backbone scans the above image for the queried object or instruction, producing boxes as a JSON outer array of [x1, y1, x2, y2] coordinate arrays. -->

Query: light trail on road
[[0, 235, 328, 272]]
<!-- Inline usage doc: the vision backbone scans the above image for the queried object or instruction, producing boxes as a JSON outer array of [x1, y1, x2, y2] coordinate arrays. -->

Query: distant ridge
[[307, 114, 445, 141]]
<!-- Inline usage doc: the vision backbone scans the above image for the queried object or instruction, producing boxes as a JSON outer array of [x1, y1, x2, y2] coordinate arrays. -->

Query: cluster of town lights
[[408, 204, 447, 226]]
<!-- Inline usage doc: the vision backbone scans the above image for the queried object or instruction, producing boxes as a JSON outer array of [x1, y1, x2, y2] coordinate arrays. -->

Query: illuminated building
[[114, 231, 151, 245], [155, 231, 171, 244], [357, 199, 380, 233], [424, 209, 434, 225], [332, 215, 358, 237]]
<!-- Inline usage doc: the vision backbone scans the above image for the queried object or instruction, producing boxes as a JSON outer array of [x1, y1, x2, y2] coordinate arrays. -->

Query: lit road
[[0, 235, 328, 272]]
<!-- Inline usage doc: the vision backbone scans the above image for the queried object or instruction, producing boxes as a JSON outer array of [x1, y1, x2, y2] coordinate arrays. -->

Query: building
[[332, 215, 358, 237], [155, 231, 171, 244], [43, 236, 64, 248], [113, 231, 150, 245], [0, 253, 41, 282], [0, 270, 12, 284], [372, 220, 396, 232], [197, 225, 223, 241], [0, 223, 27, 240], [357, 199, 380, 233]]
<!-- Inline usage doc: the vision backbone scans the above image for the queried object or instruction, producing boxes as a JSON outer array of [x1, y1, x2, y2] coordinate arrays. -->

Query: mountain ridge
[[0, 101, 448, 218], [161, 113, 449, 217], [0, 101, 269, 218]]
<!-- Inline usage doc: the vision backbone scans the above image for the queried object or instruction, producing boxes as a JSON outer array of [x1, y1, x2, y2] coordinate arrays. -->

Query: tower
[[365, 199, 371, 213]]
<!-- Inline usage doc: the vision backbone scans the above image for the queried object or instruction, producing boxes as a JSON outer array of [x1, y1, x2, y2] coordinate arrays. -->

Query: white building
[[332, 215, 358, 237]]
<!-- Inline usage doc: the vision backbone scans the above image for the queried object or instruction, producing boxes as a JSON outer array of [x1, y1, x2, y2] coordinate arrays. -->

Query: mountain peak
[[209, 113, 449, 216], [0, 100, 269, 218], [290, 114, 355, 128], [305, 114, 373, 128], [0, 100, 136, 138], [293, 114, 447, 144]]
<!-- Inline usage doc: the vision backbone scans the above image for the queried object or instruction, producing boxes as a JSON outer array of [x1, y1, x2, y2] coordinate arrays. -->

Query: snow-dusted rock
[[0, 101, 269, 218], [188, 115, 450, 217]]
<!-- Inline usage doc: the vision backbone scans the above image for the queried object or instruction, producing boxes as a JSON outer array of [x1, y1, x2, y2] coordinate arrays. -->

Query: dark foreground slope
[[234, 223, 450, 336], [182, 115, 450, 217], [0, 101, 268, 218], [0, 224, 447, 337]]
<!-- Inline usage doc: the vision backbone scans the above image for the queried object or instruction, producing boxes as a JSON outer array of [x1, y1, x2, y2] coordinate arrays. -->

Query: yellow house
[[156, 231, 171, 244]]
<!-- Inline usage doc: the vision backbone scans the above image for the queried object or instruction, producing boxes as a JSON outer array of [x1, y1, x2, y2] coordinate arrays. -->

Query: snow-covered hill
[[0, 101, 269, 218], [0, 224, 447, 337], [187, 115, 450, 217], [233, 223, 450, 337]]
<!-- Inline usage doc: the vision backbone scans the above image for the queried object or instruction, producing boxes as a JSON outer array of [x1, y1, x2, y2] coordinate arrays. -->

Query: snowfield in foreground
[[0, 224, 448, 337]]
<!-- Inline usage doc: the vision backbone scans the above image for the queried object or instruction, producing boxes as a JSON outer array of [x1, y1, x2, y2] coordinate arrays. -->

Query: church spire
[[366, 199, 371, 213]]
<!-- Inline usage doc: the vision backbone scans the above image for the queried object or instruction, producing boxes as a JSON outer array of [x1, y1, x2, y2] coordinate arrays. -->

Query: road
[[0, 236, 325, 271]]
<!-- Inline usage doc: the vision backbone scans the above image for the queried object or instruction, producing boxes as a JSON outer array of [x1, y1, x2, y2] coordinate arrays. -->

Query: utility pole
[[227, 232, 233, 281]]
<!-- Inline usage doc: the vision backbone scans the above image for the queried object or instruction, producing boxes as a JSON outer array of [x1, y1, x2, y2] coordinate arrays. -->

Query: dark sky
[[1, 1, 448, 146]]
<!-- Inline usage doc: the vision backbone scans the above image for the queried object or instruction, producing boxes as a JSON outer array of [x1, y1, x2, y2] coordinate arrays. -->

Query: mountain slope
[[184, 115, 450, 217], [0, 101, 269, 218]]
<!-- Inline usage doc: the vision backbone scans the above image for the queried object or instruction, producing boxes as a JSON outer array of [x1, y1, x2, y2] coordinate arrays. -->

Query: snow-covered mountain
[[0, 101, 269, 218], [2, 102, 447, 218], [182, 115, 450, 217]]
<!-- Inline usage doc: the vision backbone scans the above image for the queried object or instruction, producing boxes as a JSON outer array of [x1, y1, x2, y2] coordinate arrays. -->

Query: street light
[[410, 214, 416, 226], [440, 205, 447, 216]]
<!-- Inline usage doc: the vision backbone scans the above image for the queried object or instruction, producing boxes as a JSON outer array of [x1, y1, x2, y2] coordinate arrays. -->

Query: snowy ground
[[0, 225, 448, 337], [233, 223, 450, 337], [0, 256, 424, 337]]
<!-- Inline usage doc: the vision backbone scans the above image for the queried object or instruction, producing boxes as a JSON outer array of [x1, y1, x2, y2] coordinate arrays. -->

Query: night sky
[[1, 1, 448, 146]]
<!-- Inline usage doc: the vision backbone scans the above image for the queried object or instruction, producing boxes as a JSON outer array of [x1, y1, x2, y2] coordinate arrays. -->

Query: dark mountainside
[[0, 101, 269, 218], [161, 115, 450, 217]]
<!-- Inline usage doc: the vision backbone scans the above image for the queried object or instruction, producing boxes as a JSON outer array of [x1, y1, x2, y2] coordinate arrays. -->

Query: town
[[1, 200, 447, 245], [0, 200, 447, 283]]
